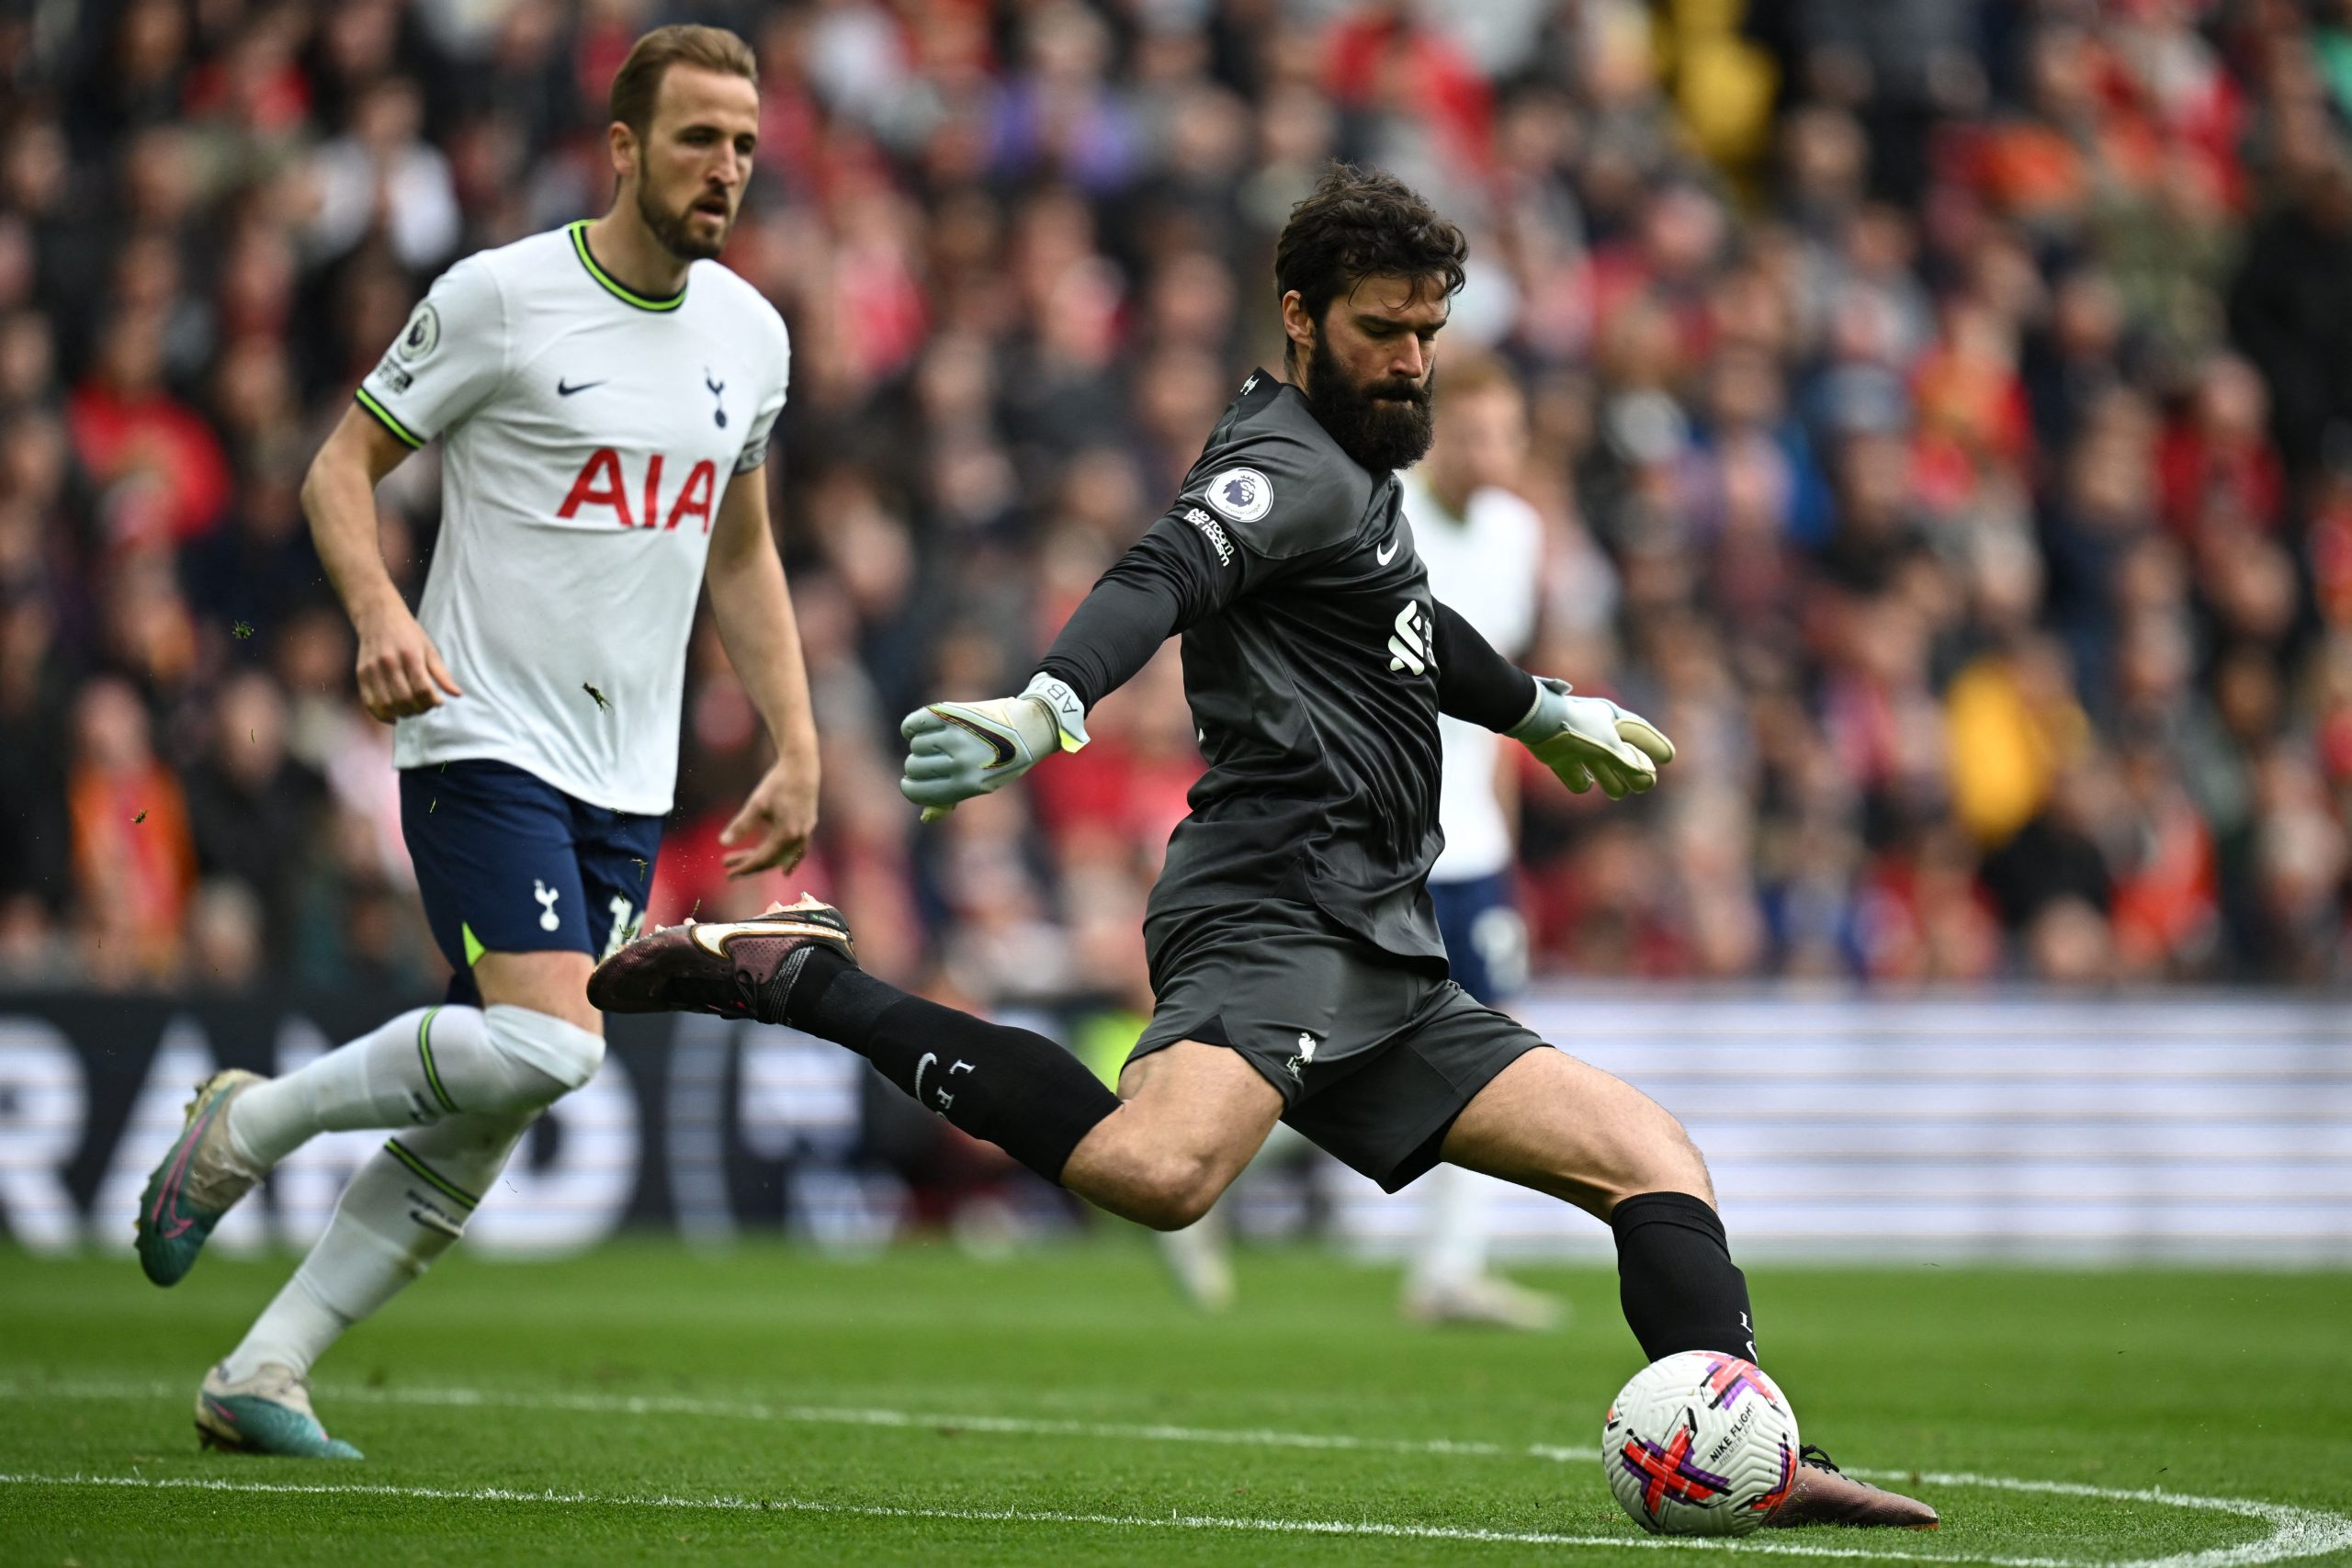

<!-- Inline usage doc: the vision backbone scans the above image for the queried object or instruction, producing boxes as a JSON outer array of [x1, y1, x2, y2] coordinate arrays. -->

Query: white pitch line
[[4, 1379, 1583, 1463], [0, 1471, 2231, 1566], [1879, 1474, 2352, 1568], [6, 1383, 2350, 1567]]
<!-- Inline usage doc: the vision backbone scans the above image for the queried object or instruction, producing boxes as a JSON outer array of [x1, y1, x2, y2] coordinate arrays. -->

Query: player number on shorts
[[603, 895, 644, 961]]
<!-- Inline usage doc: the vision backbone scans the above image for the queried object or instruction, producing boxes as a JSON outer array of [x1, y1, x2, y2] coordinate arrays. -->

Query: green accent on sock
[[462, 922, 485, 966], [415, 1006, 459, 1114], [383, 1137, 480, 1211]]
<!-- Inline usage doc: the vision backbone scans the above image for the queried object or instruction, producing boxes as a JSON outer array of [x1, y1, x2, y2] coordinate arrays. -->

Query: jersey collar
[[567, 220, 687, 312]]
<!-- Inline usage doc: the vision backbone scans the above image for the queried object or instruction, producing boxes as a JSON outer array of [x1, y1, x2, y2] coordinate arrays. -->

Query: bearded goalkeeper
[[594, 164, 1935, 1529]]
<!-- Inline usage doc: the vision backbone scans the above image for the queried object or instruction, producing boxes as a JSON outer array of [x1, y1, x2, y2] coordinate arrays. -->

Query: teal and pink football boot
[[134, 1069, 266, 1287]]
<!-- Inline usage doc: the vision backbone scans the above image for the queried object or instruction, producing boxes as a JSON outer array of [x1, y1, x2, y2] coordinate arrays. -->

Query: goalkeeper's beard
[[1303, 331, 1436, 475]]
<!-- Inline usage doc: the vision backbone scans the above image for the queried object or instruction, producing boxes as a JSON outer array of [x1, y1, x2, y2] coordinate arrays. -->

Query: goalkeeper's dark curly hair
[[1272, 163, 1468, 368]]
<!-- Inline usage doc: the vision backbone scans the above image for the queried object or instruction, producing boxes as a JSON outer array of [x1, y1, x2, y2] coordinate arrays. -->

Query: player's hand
[[1509, 677, 1675, 801], [720, 761, 817, 877], [901, 673, 1090, 823], [354, 600, 462, 722]]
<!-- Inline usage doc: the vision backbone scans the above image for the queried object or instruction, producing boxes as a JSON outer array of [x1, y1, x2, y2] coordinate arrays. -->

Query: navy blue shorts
[[1429, 872, 1528, 1006], [399, 760, 663, 1007]]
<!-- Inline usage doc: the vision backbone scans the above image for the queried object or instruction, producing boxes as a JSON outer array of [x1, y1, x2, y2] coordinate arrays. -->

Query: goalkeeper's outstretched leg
[[593, 897, 1280, 1227]]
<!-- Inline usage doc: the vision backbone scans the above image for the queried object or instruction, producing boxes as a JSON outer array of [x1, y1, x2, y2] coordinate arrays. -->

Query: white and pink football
[[1601, 1351, 1800, 1536]]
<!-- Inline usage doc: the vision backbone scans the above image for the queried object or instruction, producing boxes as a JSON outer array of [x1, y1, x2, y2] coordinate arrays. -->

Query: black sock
[[1610, 1190, 1758, 1362], [780, 949, 1120, 1186]]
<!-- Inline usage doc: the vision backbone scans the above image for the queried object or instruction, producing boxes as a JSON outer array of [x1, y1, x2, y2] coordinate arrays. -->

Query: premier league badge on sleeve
[[1205, 467, 1272, 525], [396, 302, 441, 362]]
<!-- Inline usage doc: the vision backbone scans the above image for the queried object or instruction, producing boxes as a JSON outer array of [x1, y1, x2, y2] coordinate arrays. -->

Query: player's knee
[[1132, 1190, 1217, 1233], [1631, 1111, 1713, 1205], [1127, 1152, 1228, 1232], [483, 1004, 605, 1100]]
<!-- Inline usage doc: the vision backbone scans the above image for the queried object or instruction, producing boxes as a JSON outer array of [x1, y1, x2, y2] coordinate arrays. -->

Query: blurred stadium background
[[4, 0, 2351, 1269]]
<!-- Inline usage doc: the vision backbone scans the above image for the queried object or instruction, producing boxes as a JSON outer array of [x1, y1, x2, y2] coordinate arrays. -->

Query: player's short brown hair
[[1273, 163, 1467, 329], [608, 25, 757, 139]]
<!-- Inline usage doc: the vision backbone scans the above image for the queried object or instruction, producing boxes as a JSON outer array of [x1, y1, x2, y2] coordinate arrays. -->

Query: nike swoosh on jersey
[[557, 378, 606, 396], [1376, 536, 1400, 565]]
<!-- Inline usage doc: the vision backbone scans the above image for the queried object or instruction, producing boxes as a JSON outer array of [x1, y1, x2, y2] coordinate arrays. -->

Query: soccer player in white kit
[[1395, 352, 1557, 1329], [131, 26, 814, 1458]]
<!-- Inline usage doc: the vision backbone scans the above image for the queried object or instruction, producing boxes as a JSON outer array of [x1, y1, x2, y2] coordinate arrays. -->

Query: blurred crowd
[[6, 0, 2352, 998]]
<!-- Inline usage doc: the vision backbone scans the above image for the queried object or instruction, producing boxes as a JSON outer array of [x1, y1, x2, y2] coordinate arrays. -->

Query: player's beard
[[1303, 331, 1436, 474], [639, 182, 730, 263]]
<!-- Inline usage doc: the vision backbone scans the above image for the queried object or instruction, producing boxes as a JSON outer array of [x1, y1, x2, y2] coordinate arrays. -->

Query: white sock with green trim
[[220, 1107, 538, 1382], [227, 1005, 577, 1169]]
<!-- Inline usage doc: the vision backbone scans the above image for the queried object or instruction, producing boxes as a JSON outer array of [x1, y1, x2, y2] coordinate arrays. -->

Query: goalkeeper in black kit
[[594, 164, 1935, 1530]]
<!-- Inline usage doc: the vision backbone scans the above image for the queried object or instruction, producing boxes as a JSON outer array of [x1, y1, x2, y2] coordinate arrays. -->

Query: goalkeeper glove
[[1509, 677, 1675, 800], [901, 672, 1091, 822]]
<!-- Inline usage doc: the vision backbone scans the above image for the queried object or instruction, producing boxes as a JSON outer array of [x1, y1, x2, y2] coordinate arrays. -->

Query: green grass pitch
[[3, 1239, 2348, 1564]]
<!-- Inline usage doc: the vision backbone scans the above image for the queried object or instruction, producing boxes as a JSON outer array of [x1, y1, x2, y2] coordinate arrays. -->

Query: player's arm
[[315, 257, 506, 722], [898, 506, 1237, 819], [704, 468, 819, 875], [1430, 599, 1675, 801], [899, 423, 1351, 818], [303, 406, 463, 721]]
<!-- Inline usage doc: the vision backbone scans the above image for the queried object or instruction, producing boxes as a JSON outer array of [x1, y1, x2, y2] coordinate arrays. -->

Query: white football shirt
[[357, 221, 790, 815], [1401, 470, 1543, 883]]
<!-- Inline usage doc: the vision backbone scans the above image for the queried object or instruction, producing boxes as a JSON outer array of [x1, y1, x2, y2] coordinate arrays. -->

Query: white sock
[[220, 1107, 537, 1382], [1408, 1162, 1492, 1293], [229, 1005, 596, 1168]]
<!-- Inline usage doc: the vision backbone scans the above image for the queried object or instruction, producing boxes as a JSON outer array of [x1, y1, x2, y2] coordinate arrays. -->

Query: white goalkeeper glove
[[1509, 677, 1676, 801], [901, 672, 1091, 822]]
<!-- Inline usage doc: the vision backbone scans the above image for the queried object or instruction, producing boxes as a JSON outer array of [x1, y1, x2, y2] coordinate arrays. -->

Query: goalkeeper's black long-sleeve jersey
[[1037, 370, 1535, 969]]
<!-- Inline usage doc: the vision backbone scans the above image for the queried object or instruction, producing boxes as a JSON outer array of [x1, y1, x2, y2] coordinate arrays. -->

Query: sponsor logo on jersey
[[1375, 533, 1400, 565], [1387, 601, 1434, 675], [557, 448, 718, 532], [1184, 506, 1233, 566], [374, 357, 414, 394], [395, 302, 441, 362], [557, 377, 605, 397], [1204, 467, 1272, 525]]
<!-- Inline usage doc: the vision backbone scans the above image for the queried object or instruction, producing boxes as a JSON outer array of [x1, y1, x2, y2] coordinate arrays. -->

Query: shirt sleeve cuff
[[354, 387, 426, 449]]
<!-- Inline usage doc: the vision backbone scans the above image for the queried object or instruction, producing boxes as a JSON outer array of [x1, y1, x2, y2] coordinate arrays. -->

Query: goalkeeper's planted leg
[[1440, 1048, 1938, 1529]]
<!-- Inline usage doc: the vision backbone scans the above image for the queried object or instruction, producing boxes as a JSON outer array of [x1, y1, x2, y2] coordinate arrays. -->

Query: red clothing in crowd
[[66, 379, 234, 544], [70, 761, 197, 977], [1322, 12, 1495, 176], [2156, 422, 2284, 536]]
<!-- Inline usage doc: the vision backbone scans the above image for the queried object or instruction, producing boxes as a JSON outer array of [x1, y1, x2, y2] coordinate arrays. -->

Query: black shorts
[[1132, 898, 1546, 1193]]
